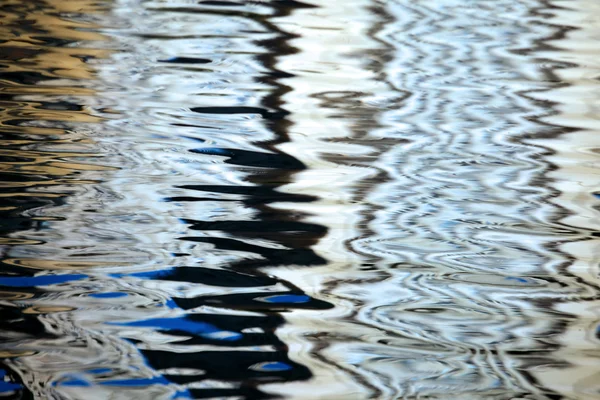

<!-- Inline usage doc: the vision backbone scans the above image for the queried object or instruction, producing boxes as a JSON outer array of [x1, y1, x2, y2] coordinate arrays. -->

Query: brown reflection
[[0, 351, 35, 358], [0, 291, 35, 300], [2, 258, 124, 270], [23, 305, 77, 314], [0, 238, 43, 245], [0, 0, 115, 385], [0, 1, 114, 396], [0, 0, 112, 247], [0, 0, 109, 80]]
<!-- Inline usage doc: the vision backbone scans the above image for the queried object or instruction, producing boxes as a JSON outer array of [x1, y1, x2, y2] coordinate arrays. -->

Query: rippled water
[[1, 0, 600, 398]]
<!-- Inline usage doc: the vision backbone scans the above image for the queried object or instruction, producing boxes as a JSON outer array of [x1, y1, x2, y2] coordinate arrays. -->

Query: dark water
[[1, 0, 599, 398]]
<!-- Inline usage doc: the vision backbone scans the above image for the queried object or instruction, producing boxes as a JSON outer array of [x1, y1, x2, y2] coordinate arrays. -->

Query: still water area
[[0, 0, 599, 399]]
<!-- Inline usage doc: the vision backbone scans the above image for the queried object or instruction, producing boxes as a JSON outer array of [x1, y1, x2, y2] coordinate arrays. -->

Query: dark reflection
[[168, 184, 318, 205], [158, 57, 212, 64], [141, 1, 331, 396], [189, 148, 303, 169], [181, 236, 327, 268], [191, 107, 290, 120]]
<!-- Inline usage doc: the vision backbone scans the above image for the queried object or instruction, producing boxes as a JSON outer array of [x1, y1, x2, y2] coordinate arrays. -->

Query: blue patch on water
[[253, 362, 292, 372], [194, 147, 231, 156], [87, 368, 112, 374], [0, 381, 22, 393], [59, 378, 91, 387], [99, 376, 170, 387], [0, 274, 87, 287], [593, 193, 600, 199], [172, 389, 193, 399], [89, 292, 128, 299], [129, 269, 173, 279], [108, 317, 241, 341], [0, 371, 20, 393], [505, 277, 529, 284], [110, 268, 174, 280], [261, 294, 310, 303], [165, 299, 178, 309]]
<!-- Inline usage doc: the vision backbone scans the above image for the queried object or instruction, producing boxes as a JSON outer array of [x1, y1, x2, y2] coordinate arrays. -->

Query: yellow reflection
[[0, 291, 35, 300], [0, 351, 35, 358], [4, 259, 126, 270], [0, 0, 115, 247], [23, 305, 77, 314], [0, 238, 44, 245]]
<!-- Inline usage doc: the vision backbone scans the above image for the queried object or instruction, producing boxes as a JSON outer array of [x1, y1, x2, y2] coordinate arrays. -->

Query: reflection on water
[[1, 0, 599, 398]]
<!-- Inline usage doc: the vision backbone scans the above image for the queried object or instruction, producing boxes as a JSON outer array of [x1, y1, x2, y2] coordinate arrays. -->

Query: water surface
[[1, 0, 599, 399]]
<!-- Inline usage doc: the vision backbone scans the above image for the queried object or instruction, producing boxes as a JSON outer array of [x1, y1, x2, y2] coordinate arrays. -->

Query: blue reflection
[[0, 370, 21, 393], [165, 299, 179, 309], [59, 378, 91, 387], [0, 274, 87, 287], [59, 376, 176, 388], [111, 269, 173, 279], [173, 390, 193, 399], [253, 362, 292, 372], [260, 294, 310, 303], [109, 317, 242, 341], [87, 368, 112, 374], [99, 376, 169, 387], [89, 292, 128, 299]]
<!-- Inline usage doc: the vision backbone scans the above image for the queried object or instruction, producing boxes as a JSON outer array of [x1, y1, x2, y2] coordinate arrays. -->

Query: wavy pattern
[[0, 1, 331, 399], [271, 0, 600, 398], [0, 0, 599, 399]]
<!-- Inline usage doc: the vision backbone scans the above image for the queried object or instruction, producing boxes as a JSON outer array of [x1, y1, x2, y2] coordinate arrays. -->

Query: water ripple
[[0, 0, 599, 399]]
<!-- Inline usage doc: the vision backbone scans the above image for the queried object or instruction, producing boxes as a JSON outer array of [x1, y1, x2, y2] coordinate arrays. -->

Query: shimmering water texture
[[0, 0, 599, 399]]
